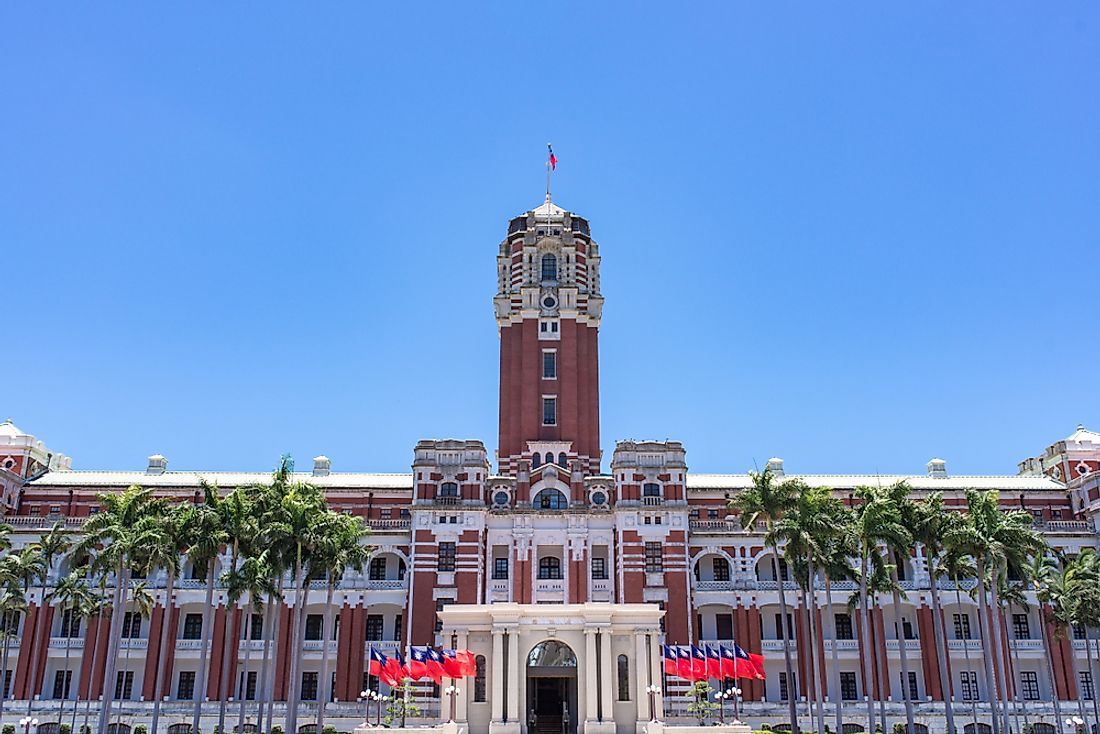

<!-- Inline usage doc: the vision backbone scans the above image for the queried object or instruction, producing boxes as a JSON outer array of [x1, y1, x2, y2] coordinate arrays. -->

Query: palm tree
[[728, 466, 800, 733], [1027, 552, 1065, 730], [314, 512, 371, 730], [187, 479, 230, 734], [0, 578, 28, 721], [1, 546, 46, 709], [215, 489, 257, 734], [997, 570, 1030, 734], [48, 572, 91, 727], [881, 481, 922, 734], [146, 503, 196, 734], [0, 521, 12, 552], [77, 485, 167, 734], [115, 581, 154, 732], [77, 586, 111, 734], [225, 553, 279, 734], [1056, 550, 1100, 728], [22, 520, 72, 711], [817, 523, 855, 734]]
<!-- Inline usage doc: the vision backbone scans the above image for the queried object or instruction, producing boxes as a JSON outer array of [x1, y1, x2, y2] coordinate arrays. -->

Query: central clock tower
[[495, 196, 603, 475]]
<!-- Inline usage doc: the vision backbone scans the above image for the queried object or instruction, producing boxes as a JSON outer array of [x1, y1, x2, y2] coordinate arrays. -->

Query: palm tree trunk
[[1, 623, 12, 722], [80, 607, 106, 734], [1037, 606, 1062, 730], [193, 558, 218, 734], [218, 544, 241, 734], [888, 565, 916, 734], [151, 570, 176, 734], [771, 547, 800, 734], [1065, 626, 1088, 726], [988, 581, 1012, 734], [858, 550, 875, 734], [318, 581, 336, 730], [927, 566, 956, 734], [873, 593, 888, 734], [823, 575, 842, 734], [799, 587, 815, 729], [58, 613, 75, 726], [954, 579, 979, 734], [1086, 629, 1100, 730], [237, 602, 254, 734], [116, 598, 136, 734], [98, 563, 130, 734], [285, 553, 307, 734], [805, 563, 825, 734], [1007, 607, 1028, 734], [260, 576, 285, 733], [26, 574, 52, 714], [975, 557, 1002, 734]]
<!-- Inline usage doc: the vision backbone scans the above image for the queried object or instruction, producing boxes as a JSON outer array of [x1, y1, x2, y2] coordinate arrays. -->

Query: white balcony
[[590, 579, 612, 602], [49, 637, 83, 649]]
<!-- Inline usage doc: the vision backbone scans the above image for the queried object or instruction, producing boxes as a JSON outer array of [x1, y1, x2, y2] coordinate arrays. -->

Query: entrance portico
[[438, 603, 665, 734]]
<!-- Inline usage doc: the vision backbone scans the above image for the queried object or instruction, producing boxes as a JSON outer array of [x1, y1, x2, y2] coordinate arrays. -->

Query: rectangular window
[[115, 671, 134, 700], [177, 671, 196, 700], [543, 351, 557, 379], [835, 614, 854, 640], [435, 600, 452, 633], [775, 613, 794, 640], [301, 672, 319, 701], [644, 542, 663, 573], [1020, 671, 1039, 701], [1073, 624, 1086, 640], [53, 669, 72, 699], [60, 609, 81, 638], [2, 670, 10, 698], [840, 672, 857, 701], [713, 557, 730, 581], [393, 615, 402, 641], [953, 613, 972, 640], [1082, 672, 1095, 700], [365, 615, 384, 642], [363, 672, 379, 695], [960, 671, 978, 702], [474, 655, 486, 702], [304, 614, 324, 641], [542, 397, 557, 426], [715, 614, 733, 641], [899, 671, 918, 700], [249, 613, 263, 641], [240, 670, 258, 700], [1012, 613, 1030, 640], [708, 509, 719, 520], [493, 558, 509, 579], [901, 619, 915, 640], [182, 613, 203, 640], [122, 612, 142, 639], [369, 557, 387, 580], [591, 557, 607, 580], [779, 672, 796, 701], [438, 542, 456, 572]]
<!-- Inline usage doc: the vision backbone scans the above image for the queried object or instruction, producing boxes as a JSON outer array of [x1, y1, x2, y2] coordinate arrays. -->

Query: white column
[[599, 631, 614, 719], [457, 631, 469, 723], [584, 628, 598, 722], [647, 633, 661, 719], [492, 631, 505, 722], [634, 633, 648, 722], [507, 629, 521, 723]]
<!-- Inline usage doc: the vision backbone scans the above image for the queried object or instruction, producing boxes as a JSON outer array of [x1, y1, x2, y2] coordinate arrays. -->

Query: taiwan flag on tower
[[548, 144, 557, 170]]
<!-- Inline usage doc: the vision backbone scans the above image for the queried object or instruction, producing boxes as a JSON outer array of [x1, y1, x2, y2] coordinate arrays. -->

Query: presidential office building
[[2, 197, 1100, 734]]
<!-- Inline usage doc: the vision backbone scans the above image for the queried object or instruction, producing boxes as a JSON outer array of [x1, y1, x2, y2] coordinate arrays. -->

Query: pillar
[[585, 629, 598, 722], [506, 629, 521, 723], [634, 633, 648, 722], [491, 630, 505, 722], [456, 631, 470, 723], [599, 632, 613, 720]]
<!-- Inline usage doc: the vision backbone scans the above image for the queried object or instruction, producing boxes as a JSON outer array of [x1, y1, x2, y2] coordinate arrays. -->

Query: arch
[[107, 726, 132, 734], [840, 725, 863, 734], [438, 481, 458, 498], [692, 550, 736, 582], [474, 654, 487, 702], [367, 552, 407, 581], [617, 654, 630, 700], [38, 725, 60, 734], [527, 639, 577, 668], [541, 254, 558, 282], [1030, 725, 1055, 734], [534, 489, 568, 510], [168, 724, 192, 734], [754, 554, 789, 581], [538, 556, 562, 580], [557, 452, 568, 468], [964, 725, 992, 734], [532, 452, 542, 469]]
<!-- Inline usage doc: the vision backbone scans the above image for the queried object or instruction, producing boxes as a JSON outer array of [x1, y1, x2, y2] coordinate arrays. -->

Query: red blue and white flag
[[548, 144, 557, 170]]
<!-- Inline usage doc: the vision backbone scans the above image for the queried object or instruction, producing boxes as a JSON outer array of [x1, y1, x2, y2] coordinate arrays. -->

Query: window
[[474, 655, 487, 702], [901, 619, 915, 640], [240, 670, 258, 700], [840, 671, 857, 700], [1081, 671, 1095, 700], [591, 557, 607, 580], [541, 254, 557, 282], [304, 614, 323, 641], [617, 655, 630, 701], [368, 557, 387, 580], [959, 671, 978, 701], [642, 483, 661, 501], [712, 557, 730, 581], [114, 671, 134, 700], [249, 613, 263, 641], [779, 672, 796, 701], [122, 612, 142, 638], [538, 557, 562, 580], [2, 610, 19, 634], [1012, 613, 1030, 640], [775, 613, 794, 640], [716, 614, 733, 640], [301, 672, 319, 701], [1073, 624, 1086, 640], [53, 670, 72, 699], [708, 509, 719, 520], [434, 600, 451, 633], [190, 563, 207, 581], [542, 397, 557, 425], [2, 670, 10, 698], [645, 542, 663, 573], [365, 615, 384, 642], [777, 559, 789, 581], [177, 671, 196, 700], [534, 489, 568, 510], [953, 613, 972, 640], [532, 452, 542, 468], [363, 672, 379, 695], [393, 615, 402, 640], [438, 542, 456, 572], [439, 482, 458, 498], [835, 614, 854, 640], [1020, 671, 1039, 700], [899, 671, 918, 700], [493, 558, 509, 579], [543, 352, 557, 379], [558, 452, 567, 467], [183, 614, 204, 640], [60, 609, 81, 638]]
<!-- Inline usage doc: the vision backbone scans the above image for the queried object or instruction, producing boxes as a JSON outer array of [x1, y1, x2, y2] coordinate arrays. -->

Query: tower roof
[[529, 195, 566, 220]]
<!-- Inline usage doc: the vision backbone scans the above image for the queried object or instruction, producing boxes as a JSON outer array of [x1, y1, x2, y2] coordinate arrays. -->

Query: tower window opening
[[534, 489, 568, 510], [557, 452, 567, 467], [542, 397, 557, 425], [541, 254, 558, 282], [538, 556, 562, 579], [532, 452, 542, 468], [543, 351, 557, 379], [439, 481, 458, 498]]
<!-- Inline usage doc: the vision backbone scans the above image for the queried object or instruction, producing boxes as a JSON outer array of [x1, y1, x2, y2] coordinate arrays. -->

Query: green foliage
[[892, 725, 907, 734], [321, 726, 338, 734], [3, 725, 15, 734], [59, 725, 71, 734], [384, 679, 422, 727], [271, 727, 284, 734], [79, 726, 91, 734], [683, 679, 718, 724], [759, 726, 773, 732], [134, 726, 148, 734]]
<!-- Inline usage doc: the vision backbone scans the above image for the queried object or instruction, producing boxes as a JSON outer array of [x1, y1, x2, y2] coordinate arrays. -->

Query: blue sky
[[2, 4, 1098, 476]]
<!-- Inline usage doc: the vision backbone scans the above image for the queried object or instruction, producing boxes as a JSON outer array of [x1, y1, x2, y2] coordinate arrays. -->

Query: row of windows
[[492, 556, 608, 580], [531, 450, 567, 469]]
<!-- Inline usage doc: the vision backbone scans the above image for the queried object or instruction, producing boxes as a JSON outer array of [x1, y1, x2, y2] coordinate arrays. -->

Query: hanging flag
[[457, 649, 477, 677], [548, 144, 557, 170], [407, 646, 430, 680], [662, 645, 678, 677], [691, 645, 708, 681], [368, 648, 388, 679], [720, 645, 754, 679], [705, 645, 723, 680], [426, 647, 446, 683], [735, 644, 766, 680], [441, 649, 464, 679], [383, 653, 404, 687], [675, 646, 694, 680]]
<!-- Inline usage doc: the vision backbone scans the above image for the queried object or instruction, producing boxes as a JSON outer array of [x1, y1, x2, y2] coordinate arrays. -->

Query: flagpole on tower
[[546, 142, 553, 203]]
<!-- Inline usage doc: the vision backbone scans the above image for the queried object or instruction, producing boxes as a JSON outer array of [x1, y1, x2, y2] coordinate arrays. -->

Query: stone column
[[634, 633, 649, 722], [599, 632, 614, 720], [647, 633, 661, 718], [492, 631, 505, 722], [585, 628, 599, 723], [457, 631, 470, 723], [507, 629, 521, 723]]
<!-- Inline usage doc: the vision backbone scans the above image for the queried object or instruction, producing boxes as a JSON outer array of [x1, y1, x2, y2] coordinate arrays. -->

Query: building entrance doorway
[[526, 640, 578, 734]]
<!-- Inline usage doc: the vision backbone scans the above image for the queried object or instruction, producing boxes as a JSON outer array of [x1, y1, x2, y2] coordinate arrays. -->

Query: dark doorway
[[526, 640, 579, 734]]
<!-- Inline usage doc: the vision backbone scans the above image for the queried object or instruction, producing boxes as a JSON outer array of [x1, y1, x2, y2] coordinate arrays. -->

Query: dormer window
[[541, 254, 558, 282]]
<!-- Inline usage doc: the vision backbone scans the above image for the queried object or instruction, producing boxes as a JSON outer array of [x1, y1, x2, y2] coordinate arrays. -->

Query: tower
[[495, 196, 603, 475]]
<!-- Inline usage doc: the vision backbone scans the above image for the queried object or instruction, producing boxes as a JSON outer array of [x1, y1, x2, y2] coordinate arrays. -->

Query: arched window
[[617, 654, 630, 700], [107, 726, 132, 734], [1030, 725, 1055, 734], [532, 452, 541, 469], [841, 725, 864, 734], [964, 725, 993, 734], [298, 726, 317, 734], [541, 254, 558, 282], [558, 452, 568, 467], [38, 724, 60, 734], [712, 557, 730, 581], [474, 655, 487, 702], [538, 556, 562, 580], [439, 482, 458, 498], [643, 483, 661, 497], [534, 489, 568, 510], [168, 725, 192, 734]]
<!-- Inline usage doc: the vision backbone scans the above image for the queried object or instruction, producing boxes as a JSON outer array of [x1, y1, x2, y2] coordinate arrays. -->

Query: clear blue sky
[[3, 4, 1098, 476]]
